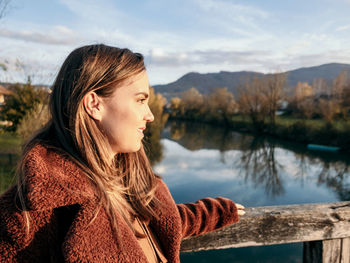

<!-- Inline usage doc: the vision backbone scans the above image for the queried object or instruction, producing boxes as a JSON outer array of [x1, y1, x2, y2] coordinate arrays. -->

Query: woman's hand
[[236, 203, 245, 216]]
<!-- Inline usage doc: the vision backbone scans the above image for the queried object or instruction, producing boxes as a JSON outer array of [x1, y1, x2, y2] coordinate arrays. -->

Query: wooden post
[[303, 240, 322, 263], [341, 238, 350, 263], [304, 238, 350, 263]]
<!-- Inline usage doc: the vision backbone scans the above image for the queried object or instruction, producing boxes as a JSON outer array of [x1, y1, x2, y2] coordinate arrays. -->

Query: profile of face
[[84, 71, 154, 155]]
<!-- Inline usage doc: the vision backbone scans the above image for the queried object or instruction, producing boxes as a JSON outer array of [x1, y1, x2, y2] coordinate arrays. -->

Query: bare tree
[[0, 0, 11, 20], [341, 83, 350, 119], [319, 98, 337, 124], [207, 87, 237, 124], [169, 97, 182, 116], [181, 87, 204, 115], [238, 72, 286, 130], [238, 75, 268, 130], [0, 0, 11, 78], [312, 78, 327, 96], [332, 70, 349, 119], [264, 73, 287, 127], [316, 72, 348, 123], [332, 70, 348, 99], [294, 81, 315, 119]]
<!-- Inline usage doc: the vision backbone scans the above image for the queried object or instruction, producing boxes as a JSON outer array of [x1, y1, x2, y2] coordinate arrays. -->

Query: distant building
[[0, 85, 13, 127], [0, 85, 12, 105]]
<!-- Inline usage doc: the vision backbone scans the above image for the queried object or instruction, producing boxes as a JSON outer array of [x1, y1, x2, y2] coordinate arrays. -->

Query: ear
[[83, 91, 104, 121]]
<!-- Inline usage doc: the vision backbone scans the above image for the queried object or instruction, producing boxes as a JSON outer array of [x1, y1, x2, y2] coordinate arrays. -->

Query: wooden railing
[[180, 202, 350, 263]]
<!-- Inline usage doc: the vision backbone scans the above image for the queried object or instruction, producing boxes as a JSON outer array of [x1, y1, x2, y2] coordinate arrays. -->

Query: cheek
[[103, 108, 136, 141]]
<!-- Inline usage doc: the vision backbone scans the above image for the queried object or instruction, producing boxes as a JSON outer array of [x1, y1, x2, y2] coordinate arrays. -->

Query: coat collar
[[23, 144, 96, 211]]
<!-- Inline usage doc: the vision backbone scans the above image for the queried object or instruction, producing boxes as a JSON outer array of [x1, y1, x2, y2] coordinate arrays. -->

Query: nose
[[144, 105, 154, 123]]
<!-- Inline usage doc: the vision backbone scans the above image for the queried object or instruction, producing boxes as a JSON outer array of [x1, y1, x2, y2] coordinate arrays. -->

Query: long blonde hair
[[16, 44, 161, 241]]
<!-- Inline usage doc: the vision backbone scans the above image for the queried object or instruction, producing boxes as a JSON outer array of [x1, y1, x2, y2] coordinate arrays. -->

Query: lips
[[138, 127, 146, 135]]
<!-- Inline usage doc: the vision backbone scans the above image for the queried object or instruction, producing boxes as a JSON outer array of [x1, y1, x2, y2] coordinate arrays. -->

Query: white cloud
[[146, 49, 271, 67], [336, 24, 350, 32], [154, 139, 243, 182], [58, 0, 122, 22], [193, 0, 269, 20], [191, 0, 270, 37], [0, 25, 81, 45]]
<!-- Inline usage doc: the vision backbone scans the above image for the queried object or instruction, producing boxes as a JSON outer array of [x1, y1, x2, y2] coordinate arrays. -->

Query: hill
[[153, 63, 350, 99]]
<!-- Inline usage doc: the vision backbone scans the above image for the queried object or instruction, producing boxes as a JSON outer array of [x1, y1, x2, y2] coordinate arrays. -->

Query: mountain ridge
[[153, 63, 350, 99]]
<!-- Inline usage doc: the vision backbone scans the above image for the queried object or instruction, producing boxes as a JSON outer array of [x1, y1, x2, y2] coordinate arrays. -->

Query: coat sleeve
[[177, 197, 239, 239], [0, 186, 65, 262]]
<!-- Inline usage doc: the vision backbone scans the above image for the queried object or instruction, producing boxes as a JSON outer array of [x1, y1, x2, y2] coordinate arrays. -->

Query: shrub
[[16, 103, 50, 141]]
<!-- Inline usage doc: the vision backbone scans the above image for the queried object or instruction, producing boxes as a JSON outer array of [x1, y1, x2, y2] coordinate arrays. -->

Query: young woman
[[0, 44, 245, 262]]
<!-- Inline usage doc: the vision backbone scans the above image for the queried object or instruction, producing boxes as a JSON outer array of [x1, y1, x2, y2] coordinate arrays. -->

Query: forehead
[[119, 71, 149, 94]]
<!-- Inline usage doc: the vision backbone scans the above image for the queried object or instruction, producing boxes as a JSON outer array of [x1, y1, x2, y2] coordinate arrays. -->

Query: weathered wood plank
[[323, 239, 341, 262], [181, 201, 350, 253], [341, 237, 350, 263]]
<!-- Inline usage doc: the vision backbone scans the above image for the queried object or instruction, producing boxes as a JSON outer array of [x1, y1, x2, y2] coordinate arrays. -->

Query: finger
[[238, 210, 246, 216], [236, 203, 245, 210]]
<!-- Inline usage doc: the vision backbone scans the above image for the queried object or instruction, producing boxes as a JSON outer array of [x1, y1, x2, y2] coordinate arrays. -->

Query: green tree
[[0, 81, 49, 131]]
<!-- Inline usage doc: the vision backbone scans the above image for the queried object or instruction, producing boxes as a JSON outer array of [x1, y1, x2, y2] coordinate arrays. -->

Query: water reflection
[[238, 138, 285, 198], [316, 162, 350, 201], [165, 119, 252, 152], [164, 120, 350, 202], [291, 149, 350, 201]]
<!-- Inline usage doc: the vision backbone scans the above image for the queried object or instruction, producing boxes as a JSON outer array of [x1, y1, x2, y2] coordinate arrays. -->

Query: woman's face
[[99, 71, 154, 154]]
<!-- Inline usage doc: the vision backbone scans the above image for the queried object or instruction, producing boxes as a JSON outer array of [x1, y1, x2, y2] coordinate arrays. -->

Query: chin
[[131, 145, 142, 152], [117, 145, 141, 153]]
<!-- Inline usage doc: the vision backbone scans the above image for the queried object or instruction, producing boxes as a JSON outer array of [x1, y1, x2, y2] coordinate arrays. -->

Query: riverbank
[[168, 115, 350, 152]]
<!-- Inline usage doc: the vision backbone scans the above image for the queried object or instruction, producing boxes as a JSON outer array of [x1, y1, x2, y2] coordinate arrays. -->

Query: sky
[[1, 0, 350, 85]]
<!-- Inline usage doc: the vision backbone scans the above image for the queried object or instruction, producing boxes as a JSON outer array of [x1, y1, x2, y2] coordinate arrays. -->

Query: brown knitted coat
[[0, 145, 239, 262]]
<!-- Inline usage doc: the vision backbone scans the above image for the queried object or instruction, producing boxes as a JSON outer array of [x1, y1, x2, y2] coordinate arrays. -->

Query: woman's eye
[[137, 98, 146, 103]]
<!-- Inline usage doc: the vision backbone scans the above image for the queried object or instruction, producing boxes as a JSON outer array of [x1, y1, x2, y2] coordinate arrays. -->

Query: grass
[[276, 116, 324, 128], [0, 166, 16, 193], [230, 115, 329, 130], [0, 132, 21, 193], [276, 116, 350, 131], [0, 132, 22, 154]]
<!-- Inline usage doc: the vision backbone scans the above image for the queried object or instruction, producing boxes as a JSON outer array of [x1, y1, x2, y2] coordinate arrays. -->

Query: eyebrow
[[134, 92, 149, 98]]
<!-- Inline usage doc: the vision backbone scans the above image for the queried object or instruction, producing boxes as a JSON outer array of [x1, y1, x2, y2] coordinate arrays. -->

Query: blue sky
[[1, 0, 350, 85]]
